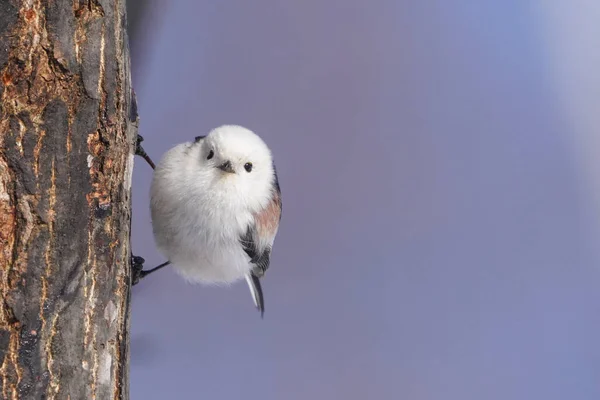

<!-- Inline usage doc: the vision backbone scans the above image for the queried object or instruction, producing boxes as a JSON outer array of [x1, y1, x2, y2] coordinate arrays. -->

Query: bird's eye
[[244, 162, 253, 172], [207, 150, 214, 160]]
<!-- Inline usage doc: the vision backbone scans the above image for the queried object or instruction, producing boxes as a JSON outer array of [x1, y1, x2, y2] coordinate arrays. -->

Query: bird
[[133, 125, 282, 317]]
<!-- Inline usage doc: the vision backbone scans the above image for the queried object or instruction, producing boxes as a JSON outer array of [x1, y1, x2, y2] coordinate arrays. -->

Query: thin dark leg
[[131, 255, 171, 286], [139, 261, 171, 279], [135, 134, 156, 169]]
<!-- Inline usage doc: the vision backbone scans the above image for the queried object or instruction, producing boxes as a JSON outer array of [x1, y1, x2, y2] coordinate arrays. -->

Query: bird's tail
[[245, 273, 264, 318]]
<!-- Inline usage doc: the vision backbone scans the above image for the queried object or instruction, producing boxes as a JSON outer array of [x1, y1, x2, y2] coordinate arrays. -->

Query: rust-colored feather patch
[[255, 191, 281, 240]]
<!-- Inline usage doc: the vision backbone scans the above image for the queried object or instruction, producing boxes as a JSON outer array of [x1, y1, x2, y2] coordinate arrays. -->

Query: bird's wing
[[240, 166, 281, 316], [239, 169, 282, 277]]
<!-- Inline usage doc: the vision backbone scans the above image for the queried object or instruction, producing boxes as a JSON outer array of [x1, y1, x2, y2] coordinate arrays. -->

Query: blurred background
[[127, 1, 600, 399]]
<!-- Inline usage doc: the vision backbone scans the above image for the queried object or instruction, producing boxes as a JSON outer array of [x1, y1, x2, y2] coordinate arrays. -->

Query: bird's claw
[[134, 134, 156, 169], [135, 135, 145, 157], [131, 255, 145, 286]]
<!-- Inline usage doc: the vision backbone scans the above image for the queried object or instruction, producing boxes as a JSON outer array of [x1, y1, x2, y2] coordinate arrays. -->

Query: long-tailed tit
[[132, 125, 282, 317]]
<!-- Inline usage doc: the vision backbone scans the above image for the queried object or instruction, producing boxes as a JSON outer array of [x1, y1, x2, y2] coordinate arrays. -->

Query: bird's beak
[[217, 160, 235, 174]]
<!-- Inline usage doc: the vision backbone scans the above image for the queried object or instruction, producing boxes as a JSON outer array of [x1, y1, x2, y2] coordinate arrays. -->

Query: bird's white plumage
[[150, 125, 277, 285]]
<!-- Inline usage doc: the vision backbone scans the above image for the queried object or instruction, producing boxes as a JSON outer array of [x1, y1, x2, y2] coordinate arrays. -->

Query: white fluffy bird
[[134, 125, 282, 317]]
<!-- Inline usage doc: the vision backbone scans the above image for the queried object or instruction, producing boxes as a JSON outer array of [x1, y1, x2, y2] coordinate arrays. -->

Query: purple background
[[128, 1, 600, 399]]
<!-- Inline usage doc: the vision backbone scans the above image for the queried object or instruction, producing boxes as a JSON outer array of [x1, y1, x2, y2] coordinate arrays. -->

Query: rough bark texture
[[0, 0, 137, 399]]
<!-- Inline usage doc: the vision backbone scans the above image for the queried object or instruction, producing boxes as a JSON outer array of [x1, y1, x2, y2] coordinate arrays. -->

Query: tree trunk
[[0, 1, 137, 399]]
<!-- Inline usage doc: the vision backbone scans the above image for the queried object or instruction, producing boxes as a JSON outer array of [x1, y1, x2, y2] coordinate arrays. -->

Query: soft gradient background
[[127, 1, 600, 399]]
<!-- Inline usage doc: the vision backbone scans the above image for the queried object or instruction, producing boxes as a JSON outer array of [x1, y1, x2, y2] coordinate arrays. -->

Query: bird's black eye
[[244, 162, 253, 172], [207, 150, 214, 160]]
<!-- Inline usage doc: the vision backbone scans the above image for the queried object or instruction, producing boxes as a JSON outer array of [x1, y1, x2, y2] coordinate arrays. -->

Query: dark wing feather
[[272, 163, 282, 214], [240, 226, 271, 277]]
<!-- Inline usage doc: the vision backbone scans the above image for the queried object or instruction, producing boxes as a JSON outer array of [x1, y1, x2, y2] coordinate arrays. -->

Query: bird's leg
[[139, 261, 171, 280], [131, 135, 164, 285], [135, 134, 156, 169], [131, 255, 171, 286]]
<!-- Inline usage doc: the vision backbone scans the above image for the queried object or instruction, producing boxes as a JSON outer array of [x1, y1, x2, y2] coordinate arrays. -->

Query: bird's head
[[194, 125, 276, 211]]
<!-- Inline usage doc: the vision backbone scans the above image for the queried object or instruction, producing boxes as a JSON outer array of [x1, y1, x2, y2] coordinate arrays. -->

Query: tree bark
[[0, 1, 136, 399]]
